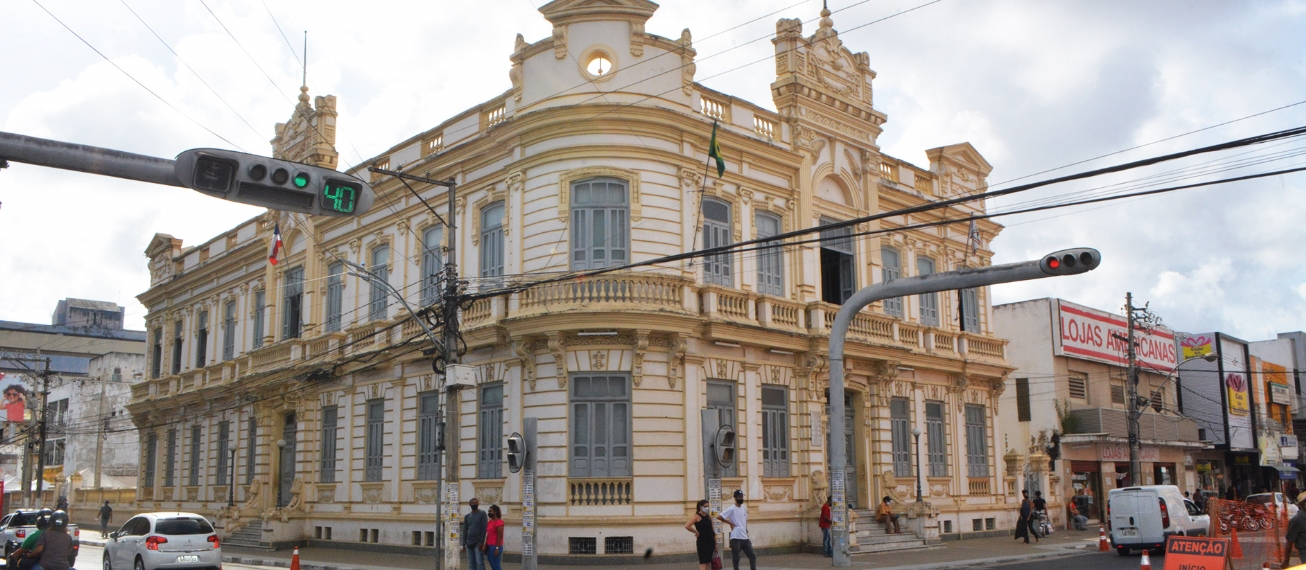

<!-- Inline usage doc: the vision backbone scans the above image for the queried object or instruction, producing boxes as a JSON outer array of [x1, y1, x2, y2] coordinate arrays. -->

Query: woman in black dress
[[684, 499, 715, 570]]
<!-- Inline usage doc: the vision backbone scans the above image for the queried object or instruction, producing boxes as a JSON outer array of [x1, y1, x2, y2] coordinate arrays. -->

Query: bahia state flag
[[268, 222, 283, 265]]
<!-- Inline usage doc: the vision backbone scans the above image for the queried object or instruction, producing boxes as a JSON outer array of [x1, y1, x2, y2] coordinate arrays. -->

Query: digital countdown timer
[[322, 179, 361, 214]]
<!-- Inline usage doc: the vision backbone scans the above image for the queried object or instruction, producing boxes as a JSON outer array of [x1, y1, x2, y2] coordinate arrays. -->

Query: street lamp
[[911, 427, 923, 503]]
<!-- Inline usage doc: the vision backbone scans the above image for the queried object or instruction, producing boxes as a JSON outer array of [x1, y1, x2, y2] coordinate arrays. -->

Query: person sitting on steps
[[876, 496, 902, 534]]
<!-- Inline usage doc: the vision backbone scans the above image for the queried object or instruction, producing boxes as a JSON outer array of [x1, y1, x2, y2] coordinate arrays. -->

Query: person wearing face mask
[[685, 499, 716, 570], [461, 498, 488, 570], [717, 490, 756, 570]]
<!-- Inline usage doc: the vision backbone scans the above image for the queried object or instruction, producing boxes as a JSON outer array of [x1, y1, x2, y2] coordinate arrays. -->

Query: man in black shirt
[[98, 501, 113, 537], [1031, 491, 1048, 537]]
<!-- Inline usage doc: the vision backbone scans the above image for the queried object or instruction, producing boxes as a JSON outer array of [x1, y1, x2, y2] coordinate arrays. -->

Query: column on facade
[[685, 353, 707, 500], [391, 378, 406, 501]]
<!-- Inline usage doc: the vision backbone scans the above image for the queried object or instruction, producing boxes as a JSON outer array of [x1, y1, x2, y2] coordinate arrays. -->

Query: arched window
[[755, 212, 783, 296], [480, 203, 505, 281], [570, 178, 629, 270], [702, 199, 733, 286], [369, 245, 390, 322], [917, 257, 938, 326], [881, 247, 902, 317]]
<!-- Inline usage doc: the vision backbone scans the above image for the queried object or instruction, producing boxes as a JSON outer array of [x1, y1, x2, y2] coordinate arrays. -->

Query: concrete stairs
[[223, 524, 270, 550], [849, 509, 929, 554]]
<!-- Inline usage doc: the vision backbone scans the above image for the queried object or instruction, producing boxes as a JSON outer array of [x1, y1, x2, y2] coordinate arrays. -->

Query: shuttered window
[[1016, 378, 1031, 422], [222, 301, 237, 361], [171, 319, 183, 374], [706, 381, 738, 477], [1068, 372, 1088, 400], [195, 311, 208, 368], [881, 247, 903, 317], [571, 178, 629, 270], [188, 425, 202, 486], [365, 399, 385, 482], [320, 406, 338, 483], [1111, 382, 1126, 405], [151, 328, 163, 379], [702, 199, 733, 286], [246, 415, 256, 485], [418, 392, 441, 481], [755, 212, 784, 296], [570, 375, 631, 478], [819, 219, 855, 304], [891, 398, 911, 477], [282, 267, 305, 339], [961, 287, 980, 332], [965, 405, 988, 478], [368, 246, 390, 322], [165, 428, 177, 487], [216, 421, 230, 487], [479, 385, 504, 479], [761, 385, 790, 478], [252, 290, 266, 348], [325, 262, 344, 332], [917, 257, 938, 326], [926, 402, 947, 477], [481, 203, 505, 281], [144, 433, 158, 488], [421, 226, 443, 306]]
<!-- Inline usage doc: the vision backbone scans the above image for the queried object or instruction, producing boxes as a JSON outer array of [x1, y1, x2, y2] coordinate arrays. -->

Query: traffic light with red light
[[1039, 248, 1101, 275], [173, 149, 374, 216]]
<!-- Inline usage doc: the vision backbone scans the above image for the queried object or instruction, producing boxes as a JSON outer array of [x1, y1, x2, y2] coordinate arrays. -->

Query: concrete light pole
[[827, 248, 1102, 567], [911, 427, 923, 503]]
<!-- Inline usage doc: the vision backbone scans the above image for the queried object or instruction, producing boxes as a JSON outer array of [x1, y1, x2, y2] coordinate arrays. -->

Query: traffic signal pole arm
[[0, 130, 182, 187], [826, 248, 1101, 567]]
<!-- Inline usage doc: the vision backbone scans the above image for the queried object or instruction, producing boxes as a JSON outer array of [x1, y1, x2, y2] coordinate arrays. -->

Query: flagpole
[[688, 123, 718, 264]]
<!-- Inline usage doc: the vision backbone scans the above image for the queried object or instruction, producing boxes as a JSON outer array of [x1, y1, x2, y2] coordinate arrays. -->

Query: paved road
[[79, 543, 281, 570]]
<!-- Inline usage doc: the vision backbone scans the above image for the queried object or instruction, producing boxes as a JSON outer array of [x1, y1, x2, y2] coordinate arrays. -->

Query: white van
[[1108, 485, 1210, 555]]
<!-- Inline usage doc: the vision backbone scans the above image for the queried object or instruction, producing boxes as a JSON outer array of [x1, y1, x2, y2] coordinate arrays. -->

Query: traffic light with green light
[[173, 149, 374, 216]]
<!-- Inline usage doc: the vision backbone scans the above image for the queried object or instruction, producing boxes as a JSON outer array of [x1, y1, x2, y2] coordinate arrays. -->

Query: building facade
[[994, 298, 1204, 525], [131, 0, 1020, 557]]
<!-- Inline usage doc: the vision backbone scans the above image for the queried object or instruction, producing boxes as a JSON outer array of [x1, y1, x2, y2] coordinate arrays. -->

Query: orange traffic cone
[[1139, 551, 1152, 570], [290, 546, 301, 570], [1099, 526, 1109, 552], [1229, 528, 1244, 560]]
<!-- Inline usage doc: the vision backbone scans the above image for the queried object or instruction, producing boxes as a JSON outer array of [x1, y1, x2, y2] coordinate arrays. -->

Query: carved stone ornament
[[415, 485, 439, 505], [763, 484, 792, 502], [513, 338, 537, 392], [548, 332, 568, 389], [362, 485, 383, 504], [669, 334, 688, 390], [552, 25, 568, 59], [630, 21, 645, 56], [632, 330, 650, 387], [590, 351, 607, 371], [678, 28, 696, 95], [316, 484, 336, 504]]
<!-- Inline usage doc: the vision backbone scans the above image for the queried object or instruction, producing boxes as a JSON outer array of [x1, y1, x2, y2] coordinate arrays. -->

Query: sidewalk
[[189, 529, 1105, 570]]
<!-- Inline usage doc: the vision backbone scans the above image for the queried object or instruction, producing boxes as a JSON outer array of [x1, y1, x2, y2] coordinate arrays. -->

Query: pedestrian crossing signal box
[[174, 148, 374, 216], [507, 433, 526, 473]]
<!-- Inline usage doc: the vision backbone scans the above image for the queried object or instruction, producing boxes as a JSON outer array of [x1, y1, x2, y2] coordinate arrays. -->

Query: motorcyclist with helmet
[[27, 510, 73, 570], [8, 509, 52, 570]]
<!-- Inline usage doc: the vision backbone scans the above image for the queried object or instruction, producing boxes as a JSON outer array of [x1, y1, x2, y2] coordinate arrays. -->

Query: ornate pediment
[[270, 87, 339, 169], [145, 233, 182, 260], [538, 0, 659, 26]]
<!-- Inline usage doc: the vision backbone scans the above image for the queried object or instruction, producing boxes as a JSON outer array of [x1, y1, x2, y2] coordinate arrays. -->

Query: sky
[[1, 0, 1304, 342]]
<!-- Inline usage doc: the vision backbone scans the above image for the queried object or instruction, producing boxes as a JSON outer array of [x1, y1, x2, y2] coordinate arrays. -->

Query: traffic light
[[507, 432, 526, 473], [714, 425, 737, 469], [173, 149, 374, 216], [1039, 248, 1101, 276]]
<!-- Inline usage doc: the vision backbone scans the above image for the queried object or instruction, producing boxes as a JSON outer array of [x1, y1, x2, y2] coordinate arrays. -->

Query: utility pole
[[93, 369, 112, 489], [34, 358, 51, 506], [1125, 292, 1142, 487]]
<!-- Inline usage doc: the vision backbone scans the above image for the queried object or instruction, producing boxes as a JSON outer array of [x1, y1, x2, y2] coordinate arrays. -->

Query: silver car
[[103, 512, 221, 570]]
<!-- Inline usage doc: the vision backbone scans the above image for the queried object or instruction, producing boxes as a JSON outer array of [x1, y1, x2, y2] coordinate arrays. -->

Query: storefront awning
[[1271, 463, 1300, 479]]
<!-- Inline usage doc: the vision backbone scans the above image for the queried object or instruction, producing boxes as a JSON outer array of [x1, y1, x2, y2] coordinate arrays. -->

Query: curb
[[221, 555, 360, 570], [853, 545, 1093, 570]]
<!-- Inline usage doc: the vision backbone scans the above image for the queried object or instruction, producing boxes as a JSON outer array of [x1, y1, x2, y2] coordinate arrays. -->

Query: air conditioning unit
[[445, 364, 477, 389]]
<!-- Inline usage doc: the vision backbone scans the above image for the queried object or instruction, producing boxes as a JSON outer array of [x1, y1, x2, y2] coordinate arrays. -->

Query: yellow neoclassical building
[[131, 0, 1019, 559]]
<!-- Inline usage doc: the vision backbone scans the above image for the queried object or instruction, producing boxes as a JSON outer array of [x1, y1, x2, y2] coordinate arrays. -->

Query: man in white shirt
[[718, 489, 757, 570]]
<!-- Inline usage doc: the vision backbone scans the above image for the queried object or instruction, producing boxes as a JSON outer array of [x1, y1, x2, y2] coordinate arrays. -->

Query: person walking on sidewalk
[[461, 498, 488, 570], [1031, 491, 1047, 538], [876, 496, 901, 534], [98, 501, 113, 537], [718, 490, 756, 570], [1283, 492, 1306, 566], [1015, 490, 1032, 544], [482, 505, 505, 570], [686, 499, 716, 570], [819, 496, 833, 557]]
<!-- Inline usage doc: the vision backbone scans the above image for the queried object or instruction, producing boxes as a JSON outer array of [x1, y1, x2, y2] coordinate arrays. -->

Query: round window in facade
[[586, 54, 612, 77]]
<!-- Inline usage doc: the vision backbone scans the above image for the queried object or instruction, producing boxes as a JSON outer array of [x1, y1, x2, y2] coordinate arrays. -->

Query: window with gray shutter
[[321, 406, 338, 483], [965, 404, 988, 478], [571, 178, 629, 270], [365, 399, 385, 482], [369, 246, 390, 322], [165, 428, 177, 487], [570, 375, 631, 478], [222, 301, 237, 361], [144, 433, 157, 488], [216, 421, 230, 486], [196, 311, 209, 368], [418, 392, 441, 480], [151, 328, 163, 379], [761, 385, 789, 478], [702, 199, 733, 286], [881, 247, 903, 317], [325, 262, 344, 332], [421, 226, 444, 306], [917, 257, 938, 326], [283, 267, 305, 339], [890, 398, 910, 477], [252, 291, 266, 348], [926, 402, 946, 477], [479, 385, 504, 478], [819, 219, 855, 304], [706, 381, 738, 477], [246, 415, 257, 485], [755, 212, 784, 296], [961, 287, 980, 332], [172, 320, 184, 374], [189, 425, 202, 486], [481, 203, 505, 281]]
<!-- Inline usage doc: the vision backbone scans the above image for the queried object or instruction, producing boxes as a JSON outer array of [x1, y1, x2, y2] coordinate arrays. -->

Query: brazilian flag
[[708, 121, 726, 178]]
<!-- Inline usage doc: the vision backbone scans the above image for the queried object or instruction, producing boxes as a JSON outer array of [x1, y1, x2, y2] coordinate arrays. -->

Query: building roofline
[[0, 320, 147, 342]]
